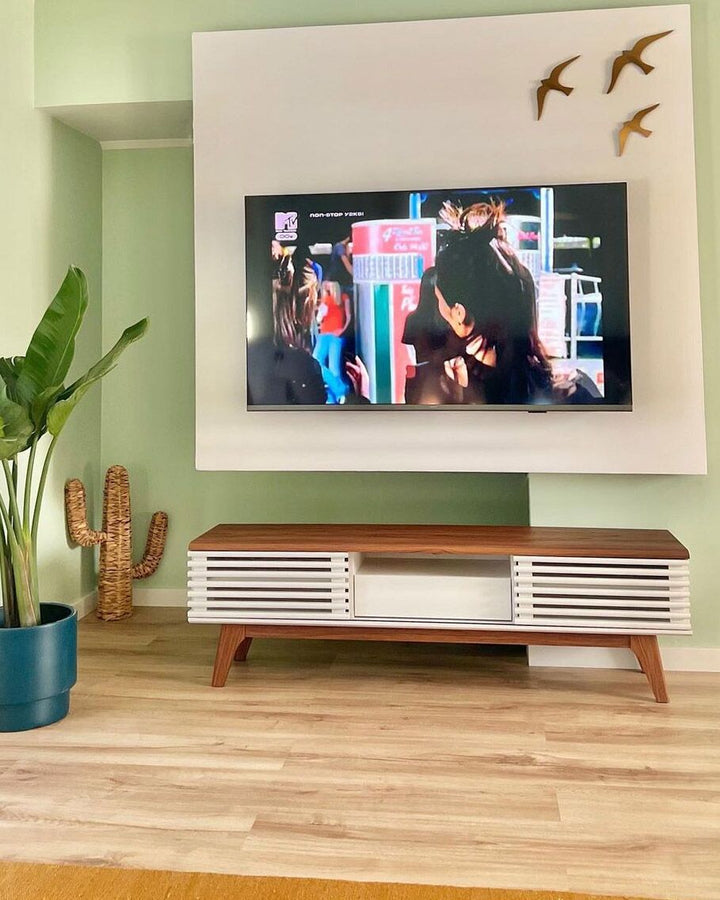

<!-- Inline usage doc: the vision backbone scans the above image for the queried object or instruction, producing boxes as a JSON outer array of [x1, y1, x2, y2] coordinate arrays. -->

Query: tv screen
[[245, 182, 631, 410]]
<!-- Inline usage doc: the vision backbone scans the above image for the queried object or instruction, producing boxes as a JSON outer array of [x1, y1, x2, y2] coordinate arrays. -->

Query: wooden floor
[[0, 608, 718, 900]]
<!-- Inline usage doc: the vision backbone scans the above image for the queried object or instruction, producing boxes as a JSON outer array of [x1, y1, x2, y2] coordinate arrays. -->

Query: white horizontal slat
[[189, 600, 348, 610], [188, 561, 348, 571], [190, 581, 347, 589], [187, 609, 347, 620], [190, 571, 347, 578], [516, 564, 684, 578], [190, 571, 347, 580], [190, 609, 347, 616], [190, 570, 347, 577], [516, 607, 687, 620], [189, 595, 347, 604], [189, 571, 347, 578], [515, 597, 689, 610], [189, 588, 347, 598], [514, 617, 689, 630], [187, 577, 347, 589], [513, 555, 688, 567], [188, 550, 346, 559], [188, 581, 347, 597], [515, 576, 688, 589], [517, 585, 688, 599], [189, 569, 347, 578]]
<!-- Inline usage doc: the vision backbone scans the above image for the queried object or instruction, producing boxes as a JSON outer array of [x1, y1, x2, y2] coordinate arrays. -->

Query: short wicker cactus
[[65, 465, 168, 620]]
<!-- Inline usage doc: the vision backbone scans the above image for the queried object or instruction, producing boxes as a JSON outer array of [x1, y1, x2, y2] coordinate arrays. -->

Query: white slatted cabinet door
[[188, 550, 351, 624], [512, 556, 691, 633]]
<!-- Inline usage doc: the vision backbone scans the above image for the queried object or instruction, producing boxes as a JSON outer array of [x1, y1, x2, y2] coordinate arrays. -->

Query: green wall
[[32, 0, 720, 647], [101, 148, 528, 587], [1, 1, 103, 604], [34, 0, 715, 105]]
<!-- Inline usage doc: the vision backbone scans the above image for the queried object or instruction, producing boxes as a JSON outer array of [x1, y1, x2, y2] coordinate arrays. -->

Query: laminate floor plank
[[0, 607, 717, 900]]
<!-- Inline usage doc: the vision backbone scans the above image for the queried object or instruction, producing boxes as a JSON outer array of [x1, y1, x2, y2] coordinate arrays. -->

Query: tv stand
[[187, 524, 690, 702]]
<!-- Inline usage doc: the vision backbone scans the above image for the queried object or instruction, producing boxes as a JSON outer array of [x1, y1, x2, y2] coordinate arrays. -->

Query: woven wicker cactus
[[65, 465, 168, 620]]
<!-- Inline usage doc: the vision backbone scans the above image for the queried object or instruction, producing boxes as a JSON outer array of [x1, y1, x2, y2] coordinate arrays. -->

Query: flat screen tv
[[245, 182, 631, 410]]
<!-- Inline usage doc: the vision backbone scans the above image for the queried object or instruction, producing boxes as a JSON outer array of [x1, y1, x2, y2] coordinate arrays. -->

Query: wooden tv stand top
[[190, 523, 688, 560]]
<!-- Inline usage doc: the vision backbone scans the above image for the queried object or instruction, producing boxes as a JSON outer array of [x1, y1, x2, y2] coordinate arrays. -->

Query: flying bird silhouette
[[536, 55, 581, 120], [618, 103, 660, 156], [606, 30, 673, 94]]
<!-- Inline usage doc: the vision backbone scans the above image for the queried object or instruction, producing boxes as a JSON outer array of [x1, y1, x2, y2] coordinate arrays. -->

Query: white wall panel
[[193, 4, 705, 473]]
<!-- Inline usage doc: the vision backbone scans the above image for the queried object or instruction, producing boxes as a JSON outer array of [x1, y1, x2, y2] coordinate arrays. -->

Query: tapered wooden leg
[[234, 637, 253, 661], [630, 635, 669, 703], [211, 625, 246, 687]]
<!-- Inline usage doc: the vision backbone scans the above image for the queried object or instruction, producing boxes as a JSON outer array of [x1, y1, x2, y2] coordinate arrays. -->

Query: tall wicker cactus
[[65, 465, 168, 620]]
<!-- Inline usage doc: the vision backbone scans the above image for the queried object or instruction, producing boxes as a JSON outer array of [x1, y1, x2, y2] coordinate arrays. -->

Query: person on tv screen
[[326, 236, 353, 285], [248, 245, 369, 407], [247, 246, 328, 406], [401, 266, 469, 405], [312, 281, 352, 404], [402, 200, 598, 406]]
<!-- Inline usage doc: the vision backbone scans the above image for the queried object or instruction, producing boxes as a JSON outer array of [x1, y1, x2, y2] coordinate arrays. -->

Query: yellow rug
[[0, 863, 663, 900]]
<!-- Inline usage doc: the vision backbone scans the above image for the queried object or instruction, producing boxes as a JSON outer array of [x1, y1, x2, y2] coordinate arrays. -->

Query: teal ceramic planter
[[0, 603, 77, 732]]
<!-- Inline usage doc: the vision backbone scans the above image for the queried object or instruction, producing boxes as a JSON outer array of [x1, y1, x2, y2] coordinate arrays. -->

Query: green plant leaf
[[46, 383, 94, 439], [0, 357, 25, 402], [47, 318, 148, 437], [15, 266, 88, 409], [30, 383, 64, 431], [0, 395, 33, 460]]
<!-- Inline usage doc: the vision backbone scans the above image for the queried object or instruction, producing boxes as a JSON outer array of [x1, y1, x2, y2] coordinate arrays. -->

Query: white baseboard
[[657, 647, 720, 672], [70, 592, 97, 620], [528, 645, 720, 673]]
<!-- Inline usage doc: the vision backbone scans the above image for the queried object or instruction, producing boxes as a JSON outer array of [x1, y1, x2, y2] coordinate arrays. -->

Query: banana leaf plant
[[0, 266, 147, 628]]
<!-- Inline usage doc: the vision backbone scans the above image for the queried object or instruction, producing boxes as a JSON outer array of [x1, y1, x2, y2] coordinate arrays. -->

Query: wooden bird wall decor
[[534, 28, 673, 156], [618, 103, 660, 156], [536, 55, 580, 120], [606, 30, 673, 93]]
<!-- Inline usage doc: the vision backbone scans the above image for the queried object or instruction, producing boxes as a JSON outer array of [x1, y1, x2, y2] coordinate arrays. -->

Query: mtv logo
[[275, 212, 298, 232]]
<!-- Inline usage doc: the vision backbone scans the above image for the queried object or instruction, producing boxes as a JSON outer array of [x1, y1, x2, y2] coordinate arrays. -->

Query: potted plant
[[0, 266, 147, 731]]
